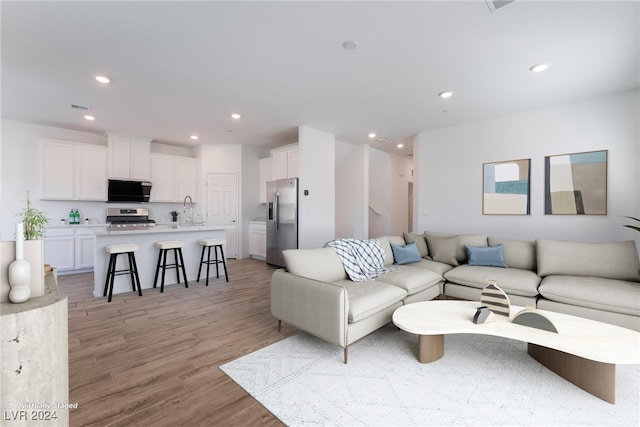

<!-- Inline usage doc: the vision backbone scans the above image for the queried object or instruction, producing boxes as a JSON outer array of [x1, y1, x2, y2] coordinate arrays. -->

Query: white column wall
[[335, 141, 367, 239], [298, 125, 335, 248]]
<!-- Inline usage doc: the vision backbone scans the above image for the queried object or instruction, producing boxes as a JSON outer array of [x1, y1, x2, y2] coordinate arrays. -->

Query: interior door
[[206, 173, 239, 258]]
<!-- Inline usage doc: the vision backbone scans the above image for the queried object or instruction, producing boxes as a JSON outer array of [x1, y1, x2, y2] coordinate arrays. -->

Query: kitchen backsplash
[[40, 200, 203, 227]]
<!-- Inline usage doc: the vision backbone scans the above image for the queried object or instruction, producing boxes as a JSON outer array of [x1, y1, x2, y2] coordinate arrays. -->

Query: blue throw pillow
[[390, 242, 422, 265], [465, 244, 508, 268]]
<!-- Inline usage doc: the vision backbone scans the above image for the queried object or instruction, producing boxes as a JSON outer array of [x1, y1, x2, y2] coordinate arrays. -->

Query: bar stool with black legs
[[197, 238, 229, 286], [153, 240, 189, 292], [103, 243, 142, 303]]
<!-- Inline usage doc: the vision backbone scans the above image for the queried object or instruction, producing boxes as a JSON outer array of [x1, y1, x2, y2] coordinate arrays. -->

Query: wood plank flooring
[[58, 258, 297, 427]]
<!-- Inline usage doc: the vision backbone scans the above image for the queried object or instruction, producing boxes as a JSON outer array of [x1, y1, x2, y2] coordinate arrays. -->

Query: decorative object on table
[[512, 307, 558, 333], [472, 306, 496, 324], [8, 222, 32, 303], [482, 158, 531, 215], [545, 149, 607, 215], [19, 191, 49, 239], [480, 279, 511, 316]]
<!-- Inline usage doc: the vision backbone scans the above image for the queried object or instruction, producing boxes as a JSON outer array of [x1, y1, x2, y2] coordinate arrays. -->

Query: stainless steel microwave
[[107, 179, 152, 203]]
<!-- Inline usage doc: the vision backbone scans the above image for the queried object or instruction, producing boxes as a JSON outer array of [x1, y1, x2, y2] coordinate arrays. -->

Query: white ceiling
[[2, 1, 638, 155]]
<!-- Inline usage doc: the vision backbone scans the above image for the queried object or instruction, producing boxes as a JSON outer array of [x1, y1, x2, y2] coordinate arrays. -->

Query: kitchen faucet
[[183, 195, 194, 225]]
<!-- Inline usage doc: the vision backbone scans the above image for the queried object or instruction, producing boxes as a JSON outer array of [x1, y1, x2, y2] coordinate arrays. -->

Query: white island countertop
[[92, 224, 236, 236]]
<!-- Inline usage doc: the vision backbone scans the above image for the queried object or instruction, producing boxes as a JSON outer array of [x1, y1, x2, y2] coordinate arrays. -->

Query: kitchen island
[[92, 224, 236, 298]]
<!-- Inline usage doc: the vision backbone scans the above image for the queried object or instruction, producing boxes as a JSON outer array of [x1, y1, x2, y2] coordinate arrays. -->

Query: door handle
[[275, 192, 280, 233]]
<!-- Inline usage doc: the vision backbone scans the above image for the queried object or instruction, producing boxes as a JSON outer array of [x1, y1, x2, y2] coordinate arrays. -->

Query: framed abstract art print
[[544, 150, 607, 215], [483, 158, 531, 215]]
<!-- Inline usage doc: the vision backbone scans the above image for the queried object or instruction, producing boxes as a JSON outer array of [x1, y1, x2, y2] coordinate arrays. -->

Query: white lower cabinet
[[249, 222, 267, 260], [45, 227, 95, 273]]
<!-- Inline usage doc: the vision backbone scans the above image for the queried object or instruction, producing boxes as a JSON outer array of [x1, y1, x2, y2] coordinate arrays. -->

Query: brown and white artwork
[[544, 150, 607, 215]]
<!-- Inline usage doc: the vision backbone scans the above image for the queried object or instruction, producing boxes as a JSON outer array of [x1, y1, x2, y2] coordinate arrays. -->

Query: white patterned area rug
[[220, 324, 640, 426]]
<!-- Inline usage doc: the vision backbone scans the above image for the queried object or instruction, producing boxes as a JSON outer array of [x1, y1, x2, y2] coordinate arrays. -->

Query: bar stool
[[197, 238, 229, 285], [104, 244, 142, 303], [153, 240, 189, 292]]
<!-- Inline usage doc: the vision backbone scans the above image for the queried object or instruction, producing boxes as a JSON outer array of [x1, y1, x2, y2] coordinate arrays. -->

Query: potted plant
[[18, 191, 49, 239]]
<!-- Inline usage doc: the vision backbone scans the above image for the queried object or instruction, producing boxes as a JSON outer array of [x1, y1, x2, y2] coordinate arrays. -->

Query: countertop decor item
[[8, 222, 31, 303]]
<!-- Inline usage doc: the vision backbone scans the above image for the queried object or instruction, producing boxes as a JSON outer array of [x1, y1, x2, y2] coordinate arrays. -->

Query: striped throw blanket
[[325, 238, 391, 282]]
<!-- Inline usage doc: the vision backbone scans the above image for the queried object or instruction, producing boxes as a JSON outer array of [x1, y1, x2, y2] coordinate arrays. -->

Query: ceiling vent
[[485, 0, 517, 13], [71, 104, 89, 111]]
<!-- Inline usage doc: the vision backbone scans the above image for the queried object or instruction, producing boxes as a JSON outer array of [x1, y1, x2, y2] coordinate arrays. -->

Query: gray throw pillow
[[425, 235, 459, 266], [403, 232, 429, 258]]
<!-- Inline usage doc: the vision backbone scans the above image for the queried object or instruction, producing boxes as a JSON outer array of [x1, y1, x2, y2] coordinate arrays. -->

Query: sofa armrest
[[271, 269, 349, 347]]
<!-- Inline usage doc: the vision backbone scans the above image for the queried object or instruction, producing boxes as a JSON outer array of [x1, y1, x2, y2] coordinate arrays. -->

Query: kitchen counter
[[92, 224, 236, 236], [92, 224, 235, 297]]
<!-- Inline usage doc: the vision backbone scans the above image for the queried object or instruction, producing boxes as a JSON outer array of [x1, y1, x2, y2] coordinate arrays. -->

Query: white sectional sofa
[[270, 232, 640, 362]]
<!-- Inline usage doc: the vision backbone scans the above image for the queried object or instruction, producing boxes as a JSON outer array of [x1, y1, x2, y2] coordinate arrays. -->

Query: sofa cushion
[[425, 234, 459, 266], [444, 265, 541, 297], [375, 236, 405, 266], [538, 275, 640, 317], [403, 232, 429, 257], [405, 258, 453, 276], [283, 247, 347, 283], [391, 242, 422, 265], [425, 231, 488, 264], [537, 239, 640, 282], [375, 265, 442, 295], [488, 237, 536, 271], [333, 279, 407, 322], [465, 244, 508, 268]]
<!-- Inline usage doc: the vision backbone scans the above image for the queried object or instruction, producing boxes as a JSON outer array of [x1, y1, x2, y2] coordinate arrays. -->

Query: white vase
[[9, 259, 31, 303]]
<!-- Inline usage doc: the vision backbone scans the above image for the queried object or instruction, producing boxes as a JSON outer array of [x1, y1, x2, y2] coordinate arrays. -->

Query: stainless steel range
[[106, 208, 156, 230]]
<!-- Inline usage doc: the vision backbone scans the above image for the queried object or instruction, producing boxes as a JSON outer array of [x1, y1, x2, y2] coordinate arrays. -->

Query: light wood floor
[[58, 258, 297, 427]]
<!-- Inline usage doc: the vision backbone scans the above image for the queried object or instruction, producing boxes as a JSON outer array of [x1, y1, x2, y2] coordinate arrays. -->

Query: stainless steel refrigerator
[[266, 178, 299, 267]]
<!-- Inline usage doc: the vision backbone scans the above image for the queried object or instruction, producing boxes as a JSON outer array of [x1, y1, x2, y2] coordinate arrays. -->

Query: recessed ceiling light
[[95, 75, 110, 84], [529, 63, 549, 73], [231, 113, 241, 120], [190, 135, 199, 140], [342, 40, 359, 50], [438, 90, 454, 99], [397, 143, 404, 148], [84, 115, 95, 121], [368, 133, 376, 138]]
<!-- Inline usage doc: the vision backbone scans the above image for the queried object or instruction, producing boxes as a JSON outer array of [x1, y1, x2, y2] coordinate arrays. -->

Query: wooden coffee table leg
[[419, 334, 444, 363], [528, 343, 616, 404]]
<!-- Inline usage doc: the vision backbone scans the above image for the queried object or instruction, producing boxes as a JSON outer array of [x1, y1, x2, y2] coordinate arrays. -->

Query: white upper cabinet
[[150, 153, 197, 203], [75, 144, 107, 200], [174, 157, 197, 201], [107, 133, 151, 180], [271, 144, 299, 180], [40, 139, 107, 201], [287, 147, 299, 178], [41, 140, 74, 199]]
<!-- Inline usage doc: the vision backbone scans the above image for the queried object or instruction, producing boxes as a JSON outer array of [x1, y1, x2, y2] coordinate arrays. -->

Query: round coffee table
[[392, 300, 640, 404]]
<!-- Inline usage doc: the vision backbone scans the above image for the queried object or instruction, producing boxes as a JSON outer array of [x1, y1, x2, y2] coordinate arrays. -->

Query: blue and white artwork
[[483, 159, 531, 215]]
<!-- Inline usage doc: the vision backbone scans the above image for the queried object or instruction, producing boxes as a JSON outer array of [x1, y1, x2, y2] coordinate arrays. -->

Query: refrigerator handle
[[275, 191, 280, 233]]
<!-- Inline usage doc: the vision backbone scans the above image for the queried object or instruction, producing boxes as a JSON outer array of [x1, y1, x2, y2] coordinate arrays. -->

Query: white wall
[[368, 147, 413, 237], [298, 125, 335, 248], [414, 90, 640, 244], [335, 141, 368, 239]]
